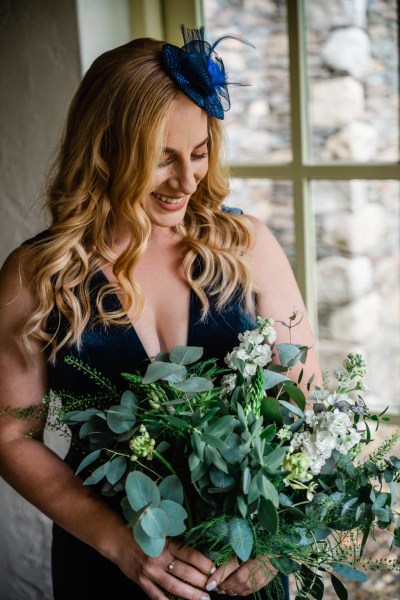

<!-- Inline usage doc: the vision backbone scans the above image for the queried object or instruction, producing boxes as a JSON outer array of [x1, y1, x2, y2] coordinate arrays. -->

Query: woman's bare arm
[[0, 247, 213, 600]]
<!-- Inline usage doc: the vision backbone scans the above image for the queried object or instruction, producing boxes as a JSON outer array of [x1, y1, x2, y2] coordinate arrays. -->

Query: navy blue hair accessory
[[162, 25, 254, 119]]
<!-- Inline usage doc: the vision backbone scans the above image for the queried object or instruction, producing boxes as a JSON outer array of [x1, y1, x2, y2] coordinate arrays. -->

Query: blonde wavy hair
[[22, 37, 256, 361]]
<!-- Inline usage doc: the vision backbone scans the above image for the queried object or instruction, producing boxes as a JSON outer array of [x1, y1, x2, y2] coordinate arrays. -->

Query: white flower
[[221, 373, 237, 394], [256, 317, 278, 345], [277, 424, 292, 441], [243, 364, 257, 379], [238, 330, 264, 346]]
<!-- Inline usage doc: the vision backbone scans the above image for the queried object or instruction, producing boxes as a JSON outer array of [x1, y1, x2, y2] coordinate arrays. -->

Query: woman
[[0, 28, 321, 599]]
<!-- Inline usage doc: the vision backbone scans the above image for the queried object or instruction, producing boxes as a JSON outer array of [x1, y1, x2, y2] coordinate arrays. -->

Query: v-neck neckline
[[94, 269, 196, 363]]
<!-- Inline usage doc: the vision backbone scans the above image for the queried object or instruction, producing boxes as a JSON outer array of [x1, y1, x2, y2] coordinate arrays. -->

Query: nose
[[169, 160, 198, 196]]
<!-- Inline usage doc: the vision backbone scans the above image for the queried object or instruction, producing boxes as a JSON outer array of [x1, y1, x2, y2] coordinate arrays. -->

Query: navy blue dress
[[26, 209, 289, 600]]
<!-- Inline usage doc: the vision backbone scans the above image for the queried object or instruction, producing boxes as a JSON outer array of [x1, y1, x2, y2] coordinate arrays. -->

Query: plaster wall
[[0, 0, 130, 597]]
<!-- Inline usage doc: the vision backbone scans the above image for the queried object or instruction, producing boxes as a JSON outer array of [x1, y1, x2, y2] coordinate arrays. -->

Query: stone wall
[[204, 0, 399, 416]]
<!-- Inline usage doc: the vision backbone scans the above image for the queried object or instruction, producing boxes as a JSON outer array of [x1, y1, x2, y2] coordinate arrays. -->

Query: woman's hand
[[119, 536, 215, 600], [204, 555, 277, 596]]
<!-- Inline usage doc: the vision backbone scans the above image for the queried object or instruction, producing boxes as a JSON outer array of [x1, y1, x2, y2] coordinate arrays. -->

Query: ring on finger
[[167, 560, 175, 571]]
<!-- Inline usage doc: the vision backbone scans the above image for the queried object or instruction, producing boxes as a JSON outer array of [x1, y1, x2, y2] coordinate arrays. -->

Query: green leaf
[[258, 497, 279, 533], [279, 400, 304, 419], [83, 461, 109, 485], [120, 389, 138, 410], [202, 433, 229, 450], [163, 415, 191, 429], [125, 471, 160, 511], [260, 423, 277, 442], [331, 564, 368, 582], [258, 473, 279, 506], [76, 449, 101, 476], [263, 370, 290, 391], [330, 574, 348, 600], [172, 376, 213, 393], [142, 361, 186, 384], [207, 415, 235, 437], [141, 506, 169, 538], [106, 456, 127, 485], [210, 466, 236, 489], [242, 467, 251, 495], [228, 517, 253, 561], [264, 446, 287, 472], [159, 499, 187, 535], [169, 345, 204, 365], [159, 474, 183, 504], [277, 344, 308, 368], [260, 396, 283, 425], [107, 405, 136, 433], [133, 520, 165, 557], [66, 408, 104, 422], [282, 382, 306, 411]]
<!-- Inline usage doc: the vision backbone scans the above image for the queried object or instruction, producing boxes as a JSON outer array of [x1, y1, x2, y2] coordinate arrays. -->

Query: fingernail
[[201, 596, 211, 600], [210, 565, 217, 574], [206, 581, 217, 591]]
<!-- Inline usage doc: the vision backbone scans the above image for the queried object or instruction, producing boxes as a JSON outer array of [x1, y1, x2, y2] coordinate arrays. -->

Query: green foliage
[[9, 318, 398, 597]]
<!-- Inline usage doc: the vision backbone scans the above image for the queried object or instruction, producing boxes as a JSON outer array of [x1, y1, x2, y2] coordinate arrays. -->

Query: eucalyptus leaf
[[120, 389, 138, 410], [142, 361, 186, 384], [66, 408, 104, 422], [76, 449, 101, 476], [228, 517, 253, 561], [278, 400, 304, 419], [106, 456, 127, 485], [125, 471, 160, 511], [202, 433, 229, 451], [258, 497, 279, 533], [210, 466, 236, 489], [242, 467, 251, 495], [141, 506, 169, 538], [159, 474, 183, 504], [263, 370, 290, 391], [159, 499, 187, 535], [207, 415, 236, 438], [277, 343, 308, 368], [170, 345, 204, 365], [107, 405, 136, 434], [331, 563, 368, 582], [172, 376, 213, 393], [133, 520, 165, 557], [330, 574, 348, 600], [83, 461, 109, 485]]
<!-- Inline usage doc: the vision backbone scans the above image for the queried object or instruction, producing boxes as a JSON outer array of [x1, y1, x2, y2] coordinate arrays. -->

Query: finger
[[171, 541, 216, 576], [205, 559, 240, 592], [162, 572, 212, 600], [218, 561, 277, 596], [168, 558, 211, 589]]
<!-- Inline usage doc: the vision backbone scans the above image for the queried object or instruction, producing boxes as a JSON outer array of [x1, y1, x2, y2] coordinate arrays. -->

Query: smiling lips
[[151, 192, 187, 208]]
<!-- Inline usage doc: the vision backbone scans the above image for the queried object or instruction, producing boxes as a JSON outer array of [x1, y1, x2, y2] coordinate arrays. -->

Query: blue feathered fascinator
[[162, 25, 254, 119]]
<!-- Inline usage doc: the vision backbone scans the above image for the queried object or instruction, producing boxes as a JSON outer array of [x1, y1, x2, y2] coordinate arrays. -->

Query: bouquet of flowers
[[45, 315, 400, 599]]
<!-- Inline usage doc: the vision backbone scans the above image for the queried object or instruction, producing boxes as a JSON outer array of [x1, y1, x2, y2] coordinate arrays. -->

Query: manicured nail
[[201, 595, 211, 600], [206, 580, 217, 591], [210, 565, 217, 574]]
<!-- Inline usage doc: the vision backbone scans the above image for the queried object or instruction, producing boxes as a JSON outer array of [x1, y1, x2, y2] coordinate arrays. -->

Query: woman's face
[[142, 93, 209, 228]]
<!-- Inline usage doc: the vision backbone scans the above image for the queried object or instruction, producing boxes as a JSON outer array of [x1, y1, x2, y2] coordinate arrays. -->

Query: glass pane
[[306, 0, 399, 162], [313, 180, 400, 415], [226, 179, 295, 269], [203, 0, 292, 164]]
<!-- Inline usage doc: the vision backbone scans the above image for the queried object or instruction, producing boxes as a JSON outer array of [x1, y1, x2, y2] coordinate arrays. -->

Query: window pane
[[225, 179, 295, 269], [203, 0, 292, 164], [313, 180, 400, 415], [306, 0, 399, 162]]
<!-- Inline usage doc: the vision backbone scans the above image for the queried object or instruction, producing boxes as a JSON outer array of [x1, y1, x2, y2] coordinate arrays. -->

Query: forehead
[[164, 93, 208, 147]]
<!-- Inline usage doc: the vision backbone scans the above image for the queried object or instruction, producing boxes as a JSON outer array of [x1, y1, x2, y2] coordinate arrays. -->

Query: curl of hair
[[21, 38, 256, 362]]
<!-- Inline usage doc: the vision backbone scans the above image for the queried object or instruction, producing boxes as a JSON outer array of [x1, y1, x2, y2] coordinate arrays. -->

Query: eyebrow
[[163, 137, 209, 154]]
